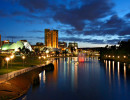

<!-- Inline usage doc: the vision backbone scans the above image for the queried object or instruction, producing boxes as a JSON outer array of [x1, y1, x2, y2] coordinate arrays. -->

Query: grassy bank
[[0, 56, 46, 75]]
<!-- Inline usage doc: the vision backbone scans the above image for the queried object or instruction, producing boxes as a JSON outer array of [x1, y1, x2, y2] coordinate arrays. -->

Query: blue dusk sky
[[0, 0, 130, 47]]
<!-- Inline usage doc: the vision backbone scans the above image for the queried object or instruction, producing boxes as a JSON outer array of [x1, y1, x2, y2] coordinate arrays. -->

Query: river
[[18, 57, 130, 100]]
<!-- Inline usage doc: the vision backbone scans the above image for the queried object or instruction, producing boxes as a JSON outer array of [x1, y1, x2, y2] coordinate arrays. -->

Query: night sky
[[0, 0, 130, 47]]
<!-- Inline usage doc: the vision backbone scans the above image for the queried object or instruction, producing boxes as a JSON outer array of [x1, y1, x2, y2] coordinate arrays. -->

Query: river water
[[18, 57, 130, 100]]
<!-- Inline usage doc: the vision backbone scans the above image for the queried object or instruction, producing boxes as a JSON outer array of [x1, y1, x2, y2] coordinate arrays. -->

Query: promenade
[[0, 64, 46, 84]]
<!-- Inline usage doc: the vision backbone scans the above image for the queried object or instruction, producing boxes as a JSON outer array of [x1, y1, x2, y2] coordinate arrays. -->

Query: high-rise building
[[45, 29, 58, 48]]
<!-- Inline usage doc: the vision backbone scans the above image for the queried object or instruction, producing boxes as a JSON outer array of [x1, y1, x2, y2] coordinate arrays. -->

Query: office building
[[58, 42, 67, 49], [45, 29, 58, 48]]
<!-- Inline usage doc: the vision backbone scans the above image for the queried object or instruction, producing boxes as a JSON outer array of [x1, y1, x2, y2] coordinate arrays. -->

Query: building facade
[[58, 42, 67, 49], [68, 42, 78, 49], [2, 40, 9, 45], [45, 29, 58, 48]]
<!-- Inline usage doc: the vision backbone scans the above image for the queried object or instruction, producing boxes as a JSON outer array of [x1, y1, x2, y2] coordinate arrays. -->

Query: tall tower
[[45, 29, 58, 48], [45, 29, 52, 48], [52, 30, 58, 48]]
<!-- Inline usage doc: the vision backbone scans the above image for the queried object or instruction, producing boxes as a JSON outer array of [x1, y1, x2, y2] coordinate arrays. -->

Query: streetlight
[[124, 56, 126, 58], [43, 56, 46, 59], [39, 56, 43, 63], [10, 55, 14, 67], [5, 57, 10, 77], [22, 56, 25, 67], [39, 56, 41, 59]]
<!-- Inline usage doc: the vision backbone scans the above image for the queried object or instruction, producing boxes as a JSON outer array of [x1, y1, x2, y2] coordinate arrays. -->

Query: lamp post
[[39, 56, 41, 59], [5, 57, 10, 77], [10, 55, 14, 67], [43, 56, 46, 59], [39, 56, 42, 63], [22, 56, 25, 67]]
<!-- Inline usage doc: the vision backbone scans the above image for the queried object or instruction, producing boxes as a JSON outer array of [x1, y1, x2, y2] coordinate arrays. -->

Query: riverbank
[[0, 56, 47, 75], [0, 63, 54, 100], [100, 56, 130, 64]]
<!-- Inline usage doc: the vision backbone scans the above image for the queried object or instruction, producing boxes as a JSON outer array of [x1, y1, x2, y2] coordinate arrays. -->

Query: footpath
[[0, 63, 47, 84]]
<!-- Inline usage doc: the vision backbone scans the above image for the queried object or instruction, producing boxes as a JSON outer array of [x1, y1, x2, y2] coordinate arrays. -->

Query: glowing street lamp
[[43, 56, 46, 59], [39, 56, 41, 59], [39, 56, 43, 63], [124, 56, 126, 58], [5, 57, 10, 68], [10, 55, 14, 67], [117, 56, 120, 58], [5, 57, 10, 77], [22, 56, 25, 67]]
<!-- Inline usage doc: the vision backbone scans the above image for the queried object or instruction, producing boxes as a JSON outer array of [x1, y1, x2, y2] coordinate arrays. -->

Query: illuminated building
[[68, 42, 78, 49], [58, 42, 67, 49], [68, 42, 78, 53], [20, 40, 27, 42], [45, 29, 58, 48], [1, 41, 32, 52], [2, 40, 9, 45], [31, 43, 44, 52], [36, 42, 44, 46]]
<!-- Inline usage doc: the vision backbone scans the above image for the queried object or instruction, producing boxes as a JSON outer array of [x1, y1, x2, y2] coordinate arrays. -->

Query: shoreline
[[100, 57, 130, 64], [0, 63, 54, 100]]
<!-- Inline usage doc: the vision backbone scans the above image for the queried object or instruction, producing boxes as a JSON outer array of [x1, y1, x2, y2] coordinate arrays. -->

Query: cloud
[[59, 37, 107, 44], [5, 35, 44, 40], [19, 0, 49, 12], [0, 0, 129, 46], [125, 12, 130, 18], [119, 27, 130, 36], [27, 30, 44, 33], [54, 0, 114, 30], [81, 15, 130, 36], [0, 10, 10, 17]]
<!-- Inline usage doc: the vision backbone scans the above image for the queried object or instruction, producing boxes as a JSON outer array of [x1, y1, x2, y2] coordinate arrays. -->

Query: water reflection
[[39, 70, 46, 88], [104, 60, 129, 88], [18, 57, 130, 100], [112, 61, 115, 80], [32, 75, 40, 90], [108, 61, 111, 85], [59, 57, 78, 90], [124, 63, 126, 83], [117, 62, 120, 86]]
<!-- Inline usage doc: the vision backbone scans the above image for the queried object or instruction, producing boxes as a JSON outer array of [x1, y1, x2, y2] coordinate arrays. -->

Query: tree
[[55, 50, 60, 56]]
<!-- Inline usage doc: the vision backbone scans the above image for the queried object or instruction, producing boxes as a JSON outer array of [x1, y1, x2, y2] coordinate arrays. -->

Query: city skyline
[[0, 0, 130, 47]]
